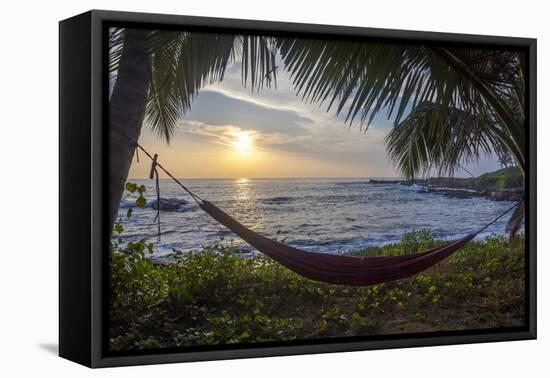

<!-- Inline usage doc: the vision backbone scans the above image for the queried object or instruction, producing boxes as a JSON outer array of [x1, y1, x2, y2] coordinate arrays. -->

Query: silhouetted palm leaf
[[276, 39, 525, 174], [385, 102, 505, 178], [109, 29, 278, 142]]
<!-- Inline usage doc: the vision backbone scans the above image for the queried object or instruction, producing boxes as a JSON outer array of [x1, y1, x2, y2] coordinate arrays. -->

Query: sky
[[127, 38, 501, 179]]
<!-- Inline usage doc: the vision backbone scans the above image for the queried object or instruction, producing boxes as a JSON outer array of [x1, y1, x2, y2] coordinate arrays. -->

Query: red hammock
[[200, 200, 476, 286], [117, 135, 518, 287]]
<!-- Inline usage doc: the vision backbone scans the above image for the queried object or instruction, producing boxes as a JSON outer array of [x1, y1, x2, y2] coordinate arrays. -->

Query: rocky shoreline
[[369, 179, 524, 202], [425, 185, 523, 202]]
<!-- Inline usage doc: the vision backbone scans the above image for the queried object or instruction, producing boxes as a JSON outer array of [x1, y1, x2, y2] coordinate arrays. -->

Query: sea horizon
[[126, 175, 476, 181], [118, 177, 518, 257]]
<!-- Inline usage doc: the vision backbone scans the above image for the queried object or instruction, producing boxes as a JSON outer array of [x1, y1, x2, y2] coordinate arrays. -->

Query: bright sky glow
[[231, 131, 254, 154]]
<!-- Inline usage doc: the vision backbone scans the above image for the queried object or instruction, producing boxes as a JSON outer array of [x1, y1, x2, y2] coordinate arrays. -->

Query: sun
[[232, 131, 253, 153]]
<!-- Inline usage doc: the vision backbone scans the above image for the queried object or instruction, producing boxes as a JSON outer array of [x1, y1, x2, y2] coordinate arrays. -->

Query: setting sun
[[232, 131, 253, 153]]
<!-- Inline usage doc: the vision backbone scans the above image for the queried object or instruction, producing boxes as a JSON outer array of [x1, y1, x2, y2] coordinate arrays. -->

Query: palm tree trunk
[[108, 29, 152, 231]]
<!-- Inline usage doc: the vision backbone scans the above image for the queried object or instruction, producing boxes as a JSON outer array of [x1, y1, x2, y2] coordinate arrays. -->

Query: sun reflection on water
[[233, 177, 263, 229]]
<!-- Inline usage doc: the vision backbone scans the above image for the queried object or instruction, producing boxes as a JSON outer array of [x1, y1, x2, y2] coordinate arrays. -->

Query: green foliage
[[136, 196, 147, 208], [109, 226, 526, 352], [276, 40, 525, 176], [124, 181, 147, 209], [110, 29, 278, 143], [125, 182, 137, 193], [347, 230, 440, 256], [468, 167, 523, 190], [385, 103, 501, 179]]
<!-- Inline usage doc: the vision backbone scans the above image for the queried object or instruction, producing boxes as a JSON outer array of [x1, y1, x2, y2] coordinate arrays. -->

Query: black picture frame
[[59, 9, 537, 368]]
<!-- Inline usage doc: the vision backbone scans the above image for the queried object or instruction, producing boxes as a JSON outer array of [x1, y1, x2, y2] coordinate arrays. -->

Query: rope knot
[[149, 154, 161, 242], [149, 154, 158, 180]]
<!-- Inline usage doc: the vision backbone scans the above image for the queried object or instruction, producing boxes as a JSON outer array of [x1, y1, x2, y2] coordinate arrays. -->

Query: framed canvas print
[[59, 10, 536, 368]]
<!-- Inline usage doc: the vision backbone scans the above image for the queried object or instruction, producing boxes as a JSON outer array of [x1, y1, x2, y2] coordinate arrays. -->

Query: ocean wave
[[301, 193, 370, 203], [118, 200, 139, 209], [260, 196, 295, 204], [212, 230, 233, 237], [298, 223, 322, 228], [333, 181, 370, 186], [399, 184, 428, 193]]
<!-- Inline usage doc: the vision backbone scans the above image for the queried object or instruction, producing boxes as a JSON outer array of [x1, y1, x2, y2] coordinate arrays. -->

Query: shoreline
[[369, 179, 523, 202], [370, 167, 524, 202], [150, 231, 519, 265]]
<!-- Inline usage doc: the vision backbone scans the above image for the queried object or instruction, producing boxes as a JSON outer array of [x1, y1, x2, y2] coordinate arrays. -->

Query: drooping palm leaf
[[144, 31, 236, 142], [385, 102, 506, 179], [110, 29, 279, 143], [276, 39, 525, 172], [430, 47, 525, 168], [108, 27, 126, 73], [237, 35, 278, 90], [277, 40, 463, 125]]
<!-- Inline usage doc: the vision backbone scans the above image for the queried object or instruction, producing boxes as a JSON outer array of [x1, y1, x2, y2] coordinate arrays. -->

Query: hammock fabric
[[200, 200, 476, 286], [111, 132, 517, 287]]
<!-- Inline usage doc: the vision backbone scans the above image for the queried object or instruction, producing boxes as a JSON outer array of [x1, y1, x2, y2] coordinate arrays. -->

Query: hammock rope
[[111, 129, 521, 286]]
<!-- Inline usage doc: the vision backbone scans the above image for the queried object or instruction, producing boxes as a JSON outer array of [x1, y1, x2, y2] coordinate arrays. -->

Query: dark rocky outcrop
[[151, 197, 189, 211], [369, 167, 524, 202], [425, 186, 523, 202]]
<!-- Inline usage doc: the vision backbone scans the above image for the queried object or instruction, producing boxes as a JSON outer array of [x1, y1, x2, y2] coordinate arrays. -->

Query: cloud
[[176, 120, 241, 147], [181, 90, 313, 137], [171, 79, 398, 173]]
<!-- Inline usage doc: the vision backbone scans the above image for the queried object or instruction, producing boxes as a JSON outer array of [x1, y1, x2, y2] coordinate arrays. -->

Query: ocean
[[117, 178, 518, 257]]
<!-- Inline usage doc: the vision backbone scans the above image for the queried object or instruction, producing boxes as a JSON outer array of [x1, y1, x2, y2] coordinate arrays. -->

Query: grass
[[109, 228, 526, 352]]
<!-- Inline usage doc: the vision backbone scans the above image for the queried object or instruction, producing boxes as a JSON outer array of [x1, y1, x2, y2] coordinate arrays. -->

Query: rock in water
[[151, 197, 189, 211]]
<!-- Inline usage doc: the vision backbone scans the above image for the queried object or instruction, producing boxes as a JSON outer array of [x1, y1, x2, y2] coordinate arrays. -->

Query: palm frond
[[143, 31, 236, 142], [276, 39, 525, 173], [385, 102, 505, 179], [277, 40, 461, 127], [430, 47, 525, 168], [237, 35, 278, 90], [108, 27, 126, 73], [141, 31, 278, 142]]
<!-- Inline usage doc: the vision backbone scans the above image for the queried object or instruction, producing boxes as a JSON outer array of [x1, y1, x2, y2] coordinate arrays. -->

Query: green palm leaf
[[276, 39, 525, 172], [110, 29, 279, 143], [385, 102, 506, 179], [144, 31, 236, 142]]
